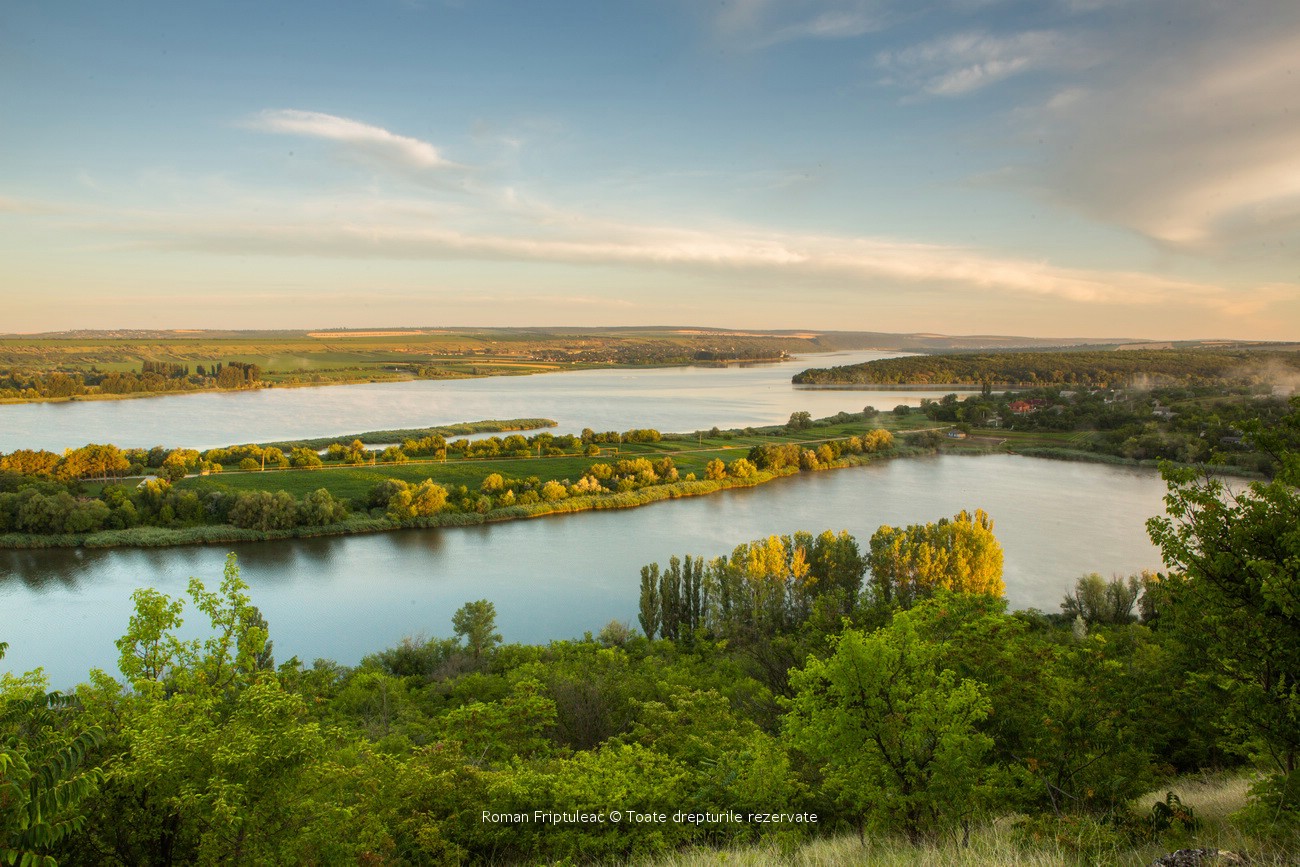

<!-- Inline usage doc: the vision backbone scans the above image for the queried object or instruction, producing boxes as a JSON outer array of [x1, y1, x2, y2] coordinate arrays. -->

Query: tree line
[[914, 385, 1293, 474], [0, 360, 263, 400], [0, 424, 898, 540], [793, 349, 1300, 389]]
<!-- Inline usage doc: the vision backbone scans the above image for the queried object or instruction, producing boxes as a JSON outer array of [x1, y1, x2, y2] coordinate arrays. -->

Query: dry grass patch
[[641, 821, 1075, 867]]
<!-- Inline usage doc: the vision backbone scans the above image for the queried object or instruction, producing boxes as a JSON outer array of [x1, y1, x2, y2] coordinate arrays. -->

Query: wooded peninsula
[[792, 348, 1300, 388], [0, 413, 909, 549]]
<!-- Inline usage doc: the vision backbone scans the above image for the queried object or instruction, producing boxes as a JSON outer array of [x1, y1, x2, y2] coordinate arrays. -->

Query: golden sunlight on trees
[[867, 509, 1005, 608]]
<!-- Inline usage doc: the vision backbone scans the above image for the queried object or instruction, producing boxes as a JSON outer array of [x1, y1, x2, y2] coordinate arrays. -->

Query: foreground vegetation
[[0, 413, 911, 549], [3, 402, 1298, 864]]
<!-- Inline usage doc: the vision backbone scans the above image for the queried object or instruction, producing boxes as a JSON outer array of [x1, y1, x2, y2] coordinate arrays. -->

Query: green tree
[[297, 488, 348, 526], [410, 479, 449, 516], [1061, 573, 1143, 626], [1147, 461, 1300, 802], [452, 600, 502, 661], [638, 564, 661, 639], [784, 616, 992, 841], [539, 480, 567, 502], [378, 445, 407, 464], [72, 554, 343, 863], [726, 457, 758, 479], [437, 679, 556, 766], [1, 643, 104, 867], [228, 489, 298, 531]]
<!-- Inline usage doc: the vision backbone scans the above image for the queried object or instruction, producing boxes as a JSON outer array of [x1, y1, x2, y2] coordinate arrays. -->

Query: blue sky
[[2, 0, 1298, 338]]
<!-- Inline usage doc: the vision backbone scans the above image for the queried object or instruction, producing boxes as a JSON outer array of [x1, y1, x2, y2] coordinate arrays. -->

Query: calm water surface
[[0, 350, 968, 452], [2, 455, 1169, 687]]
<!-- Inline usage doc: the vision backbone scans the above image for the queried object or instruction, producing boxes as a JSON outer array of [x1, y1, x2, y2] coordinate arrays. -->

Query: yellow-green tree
[[867, 509, 1004, 608]]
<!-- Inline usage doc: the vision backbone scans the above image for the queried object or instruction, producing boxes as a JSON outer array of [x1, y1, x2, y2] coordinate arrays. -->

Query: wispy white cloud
[[88, 195, 1286, 316], [1027, 15, 1300, 250], [248, 109, 458, 171], [877, 29, 1081, 97], [716, 0, 885, 49]]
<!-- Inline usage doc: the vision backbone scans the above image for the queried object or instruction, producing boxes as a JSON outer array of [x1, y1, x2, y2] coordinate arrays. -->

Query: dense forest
[[3, 403, 1298, 863], [792, 349, 1300, 389]]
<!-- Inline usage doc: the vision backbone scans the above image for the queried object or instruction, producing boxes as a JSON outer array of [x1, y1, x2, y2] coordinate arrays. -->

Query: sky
[[1, 0, 1298, 339]]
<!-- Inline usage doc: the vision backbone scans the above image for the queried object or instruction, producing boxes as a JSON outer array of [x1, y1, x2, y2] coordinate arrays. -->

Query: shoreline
[[0, 450, 917, 551], [793, 383, 1006, 391], [0, 356, 795, 406], [0, 435, 1261, 552]]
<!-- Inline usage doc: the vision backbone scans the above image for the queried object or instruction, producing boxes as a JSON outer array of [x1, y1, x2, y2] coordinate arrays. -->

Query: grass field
[[177, 418, 920, 501], [0, 328, 827, 378], [0, 328, 860, 403]]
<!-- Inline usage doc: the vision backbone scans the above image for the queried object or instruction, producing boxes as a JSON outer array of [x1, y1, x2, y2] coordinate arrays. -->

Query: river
[[0, 350, 966, 452], [1, 352, 1173, 687]]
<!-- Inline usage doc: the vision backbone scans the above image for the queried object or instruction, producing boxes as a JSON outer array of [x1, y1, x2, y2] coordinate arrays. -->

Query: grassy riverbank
[[942, 428, 1266, 478], [0, 451, 926, 550], [0, 413, 940, 549], [6, 401, 1263, 552]]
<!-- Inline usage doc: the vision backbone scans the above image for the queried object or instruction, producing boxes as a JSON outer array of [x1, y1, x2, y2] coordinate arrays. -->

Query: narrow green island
[[0, 413, 916, 549], [5, 373, 1297, 549]]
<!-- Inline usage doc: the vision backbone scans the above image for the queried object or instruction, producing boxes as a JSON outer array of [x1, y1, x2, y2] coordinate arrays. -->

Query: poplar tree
[[638, 564, 660, 639]]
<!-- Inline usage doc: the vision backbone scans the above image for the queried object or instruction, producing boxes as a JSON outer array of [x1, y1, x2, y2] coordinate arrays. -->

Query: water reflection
[[0, 548, 90, 591]]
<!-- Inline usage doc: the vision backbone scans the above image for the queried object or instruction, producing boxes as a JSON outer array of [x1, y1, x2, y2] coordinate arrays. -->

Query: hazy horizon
[[0, 324, 1252, 345], [3, 1, 1298, 339]]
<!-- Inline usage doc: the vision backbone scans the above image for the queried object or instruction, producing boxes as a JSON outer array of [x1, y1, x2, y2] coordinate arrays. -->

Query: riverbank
[[960, 439, 1265, 479], [1011, 445, 1263, 477], [0, 384, 273, 405], [0, 358, 807, 406]]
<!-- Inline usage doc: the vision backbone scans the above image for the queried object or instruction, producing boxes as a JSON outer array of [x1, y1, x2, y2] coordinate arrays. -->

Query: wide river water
[[1, 352, 1171, 686], [2, 350, 961, 452]]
